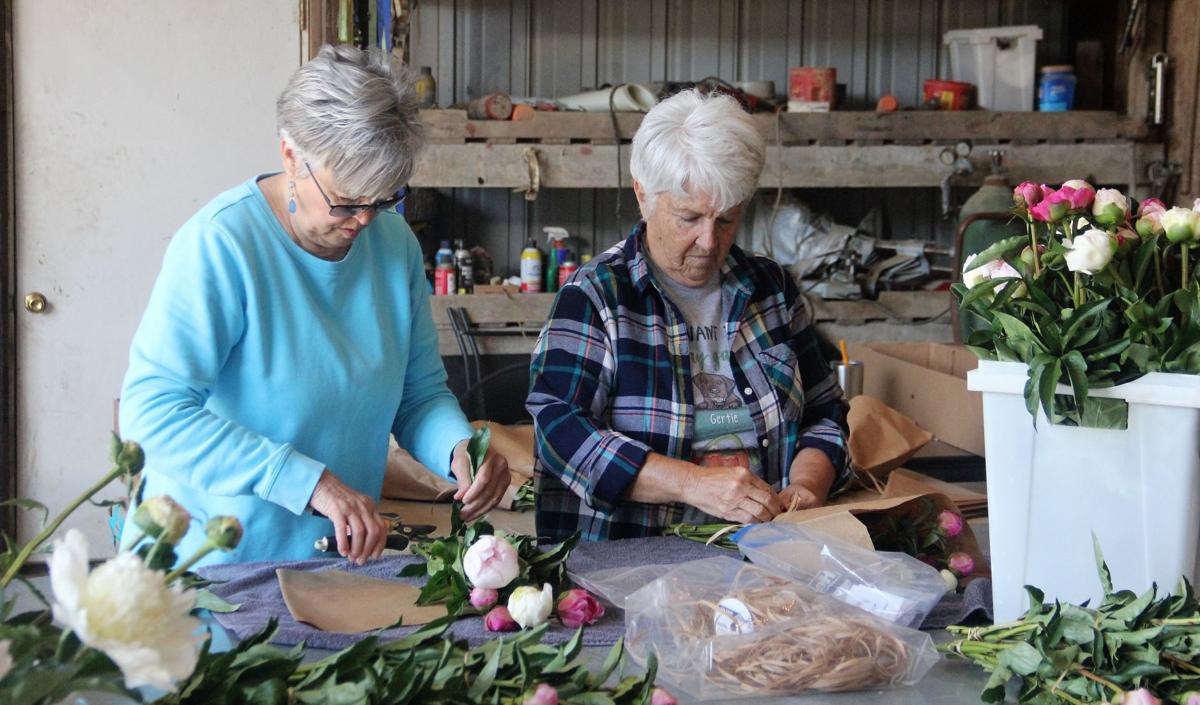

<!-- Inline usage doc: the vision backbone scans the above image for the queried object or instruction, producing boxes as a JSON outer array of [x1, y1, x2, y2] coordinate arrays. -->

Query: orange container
[[923, 79, 973, 110], [788, 67, 836, 110]]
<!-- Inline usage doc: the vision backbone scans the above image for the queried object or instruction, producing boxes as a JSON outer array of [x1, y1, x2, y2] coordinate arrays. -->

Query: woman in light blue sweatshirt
[[119, 45, 510, 567]]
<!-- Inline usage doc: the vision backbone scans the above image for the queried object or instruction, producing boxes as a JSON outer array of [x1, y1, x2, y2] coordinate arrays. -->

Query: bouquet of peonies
[[955, 180, 1200, 427]]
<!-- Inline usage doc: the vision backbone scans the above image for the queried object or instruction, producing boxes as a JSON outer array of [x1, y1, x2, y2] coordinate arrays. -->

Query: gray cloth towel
[[198, 536, 991, 651]]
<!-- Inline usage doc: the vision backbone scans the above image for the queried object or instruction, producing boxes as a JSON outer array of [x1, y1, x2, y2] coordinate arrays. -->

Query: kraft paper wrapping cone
[[557, 84, 658, 112], [471, 421, 536, 478], [277, 569, 446, 633], [847, 395, 934, 486], [382, 442, 457, 502]]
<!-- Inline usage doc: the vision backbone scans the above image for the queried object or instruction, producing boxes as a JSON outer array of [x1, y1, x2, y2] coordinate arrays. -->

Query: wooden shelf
[[411, 109, 1162, 190], [430, 290, 951, 356]]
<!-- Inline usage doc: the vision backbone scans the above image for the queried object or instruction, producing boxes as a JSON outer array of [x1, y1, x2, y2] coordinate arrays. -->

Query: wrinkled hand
[[777, 483, 822, 513], [451, 441, 510, 522], [684, 465, 785, 524], [308, 469, 389, 565]]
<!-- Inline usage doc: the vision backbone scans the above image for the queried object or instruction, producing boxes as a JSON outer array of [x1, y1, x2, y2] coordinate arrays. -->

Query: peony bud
[[469, 587, 499, 611], [1182, 692, 1200, 705], [206, 516, 243, 551], [1194, 198, 1200, 213], [1061, 179, 1095, 210], [937, 510, 964, 538], [1136, 211, 1164, 238], [484, 605, 519, 632], [948, 552, 975, 577], [522, 683, 559, 705], [650, 688, 680, 705], [1091, 188, 1129, 227], [1064, 229, 1117, 275], [940, 569, 958, 592], [1163, 206, 1200, 244], [1030, 189, 1072, 222], [132, 495, 191, 544], [1139, 197, 1168, 216], [508, 583, 554, 629], [463, 535, 520, 590], [556, 588, 606, 628], [110, 438, 145, 474], [1119, 688, 1162, 705], [1013, 181, 1043, 210]]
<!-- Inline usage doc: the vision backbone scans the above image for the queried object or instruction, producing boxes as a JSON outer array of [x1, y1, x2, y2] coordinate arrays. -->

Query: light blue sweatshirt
[[119, 175, 472, 565]]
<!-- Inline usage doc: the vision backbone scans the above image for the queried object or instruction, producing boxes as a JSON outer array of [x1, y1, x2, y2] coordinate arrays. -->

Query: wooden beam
[[411, 141, 1161, 189], [420, 109, 1149, 144], [1167, 0, 1200, 199]]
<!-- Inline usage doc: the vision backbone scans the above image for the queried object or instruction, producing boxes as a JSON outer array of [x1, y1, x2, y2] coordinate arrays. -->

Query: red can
[[923, 79, 973, 110], [788, 67, 836, 109], [434, 264, 457, 296], [557, 261, 578, 288]]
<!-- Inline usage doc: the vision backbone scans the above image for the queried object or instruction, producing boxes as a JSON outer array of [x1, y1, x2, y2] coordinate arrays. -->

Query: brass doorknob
[[24, 292, 47, 313]]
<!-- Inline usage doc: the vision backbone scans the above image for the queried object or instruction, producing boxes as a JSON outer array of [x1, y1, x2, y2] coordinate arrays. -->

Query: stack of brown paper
[[277, 568, 446, 633], [381, 424, 535, 508]]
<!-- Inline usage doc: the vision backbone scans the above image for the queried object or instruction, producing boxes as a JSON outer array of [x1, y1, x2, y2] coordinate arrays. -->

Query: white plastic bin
[[945, 25, 1043, 111], [968, 360, 1200, 623]]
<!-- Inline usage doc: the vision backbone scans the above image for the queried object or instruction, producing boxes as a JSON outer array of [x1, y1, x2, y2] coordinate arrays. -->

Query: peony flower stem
[[1154, 248, 1165, 296], [1073, 272, 1083, 307], [0, 462, 130, 587], [1027, 220, 1041, 276], [1183, 245, 1191, 286], [144, 532, 169, 569], [1075, 666, 1121, 697], [163, 539, 218, 584], [1107, 264, 1129, 290]]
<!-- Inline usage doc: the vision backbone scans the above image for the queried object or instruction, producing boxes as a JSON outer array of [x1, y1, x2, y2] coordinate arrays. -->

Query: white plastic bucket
[[944, 25, 1043, 111], [968, 360, 1200, 623]]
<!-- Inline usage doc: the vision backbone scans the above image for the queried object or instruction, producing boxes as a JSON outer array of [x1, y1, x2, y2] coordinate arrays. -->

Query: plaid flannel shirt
[[526, 224, 851, 543]]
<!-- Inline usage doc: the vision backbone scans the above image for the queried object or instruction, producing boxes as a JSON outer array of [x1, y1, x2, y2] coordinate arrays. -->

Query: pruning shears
[[313, 512, 438, 553]]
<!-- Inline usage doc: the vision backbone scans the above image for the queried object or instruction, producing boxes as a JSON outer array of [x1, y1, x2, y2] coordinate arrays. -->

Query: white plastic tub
[[968, 360, 1200, 622], [945, 25, 1043, 111]]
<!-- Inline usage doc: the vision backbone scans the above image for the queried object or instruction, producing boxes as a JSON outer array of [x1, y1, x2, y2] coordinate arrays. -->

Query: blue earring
[[287, 180, 297, 214]]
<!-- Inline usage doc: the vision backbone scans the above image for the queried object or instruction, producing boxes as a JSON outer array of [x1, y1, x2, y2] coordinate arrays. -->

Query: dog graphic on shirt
[[693, 373, 741, 410]]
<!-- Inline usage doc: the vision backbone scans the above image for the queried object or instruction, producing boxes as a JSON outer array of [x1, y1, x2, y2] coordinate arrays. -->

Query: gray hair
[[629, 89, 765, 216], [276, 44, 423, 199]]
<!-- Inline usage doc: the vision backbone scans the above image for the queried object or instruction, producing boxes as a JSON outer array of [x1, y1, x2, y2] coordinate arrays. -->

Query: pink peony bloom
[[1030, 189, 1073, 222], [1057, 184, 1094, 212], [1119, 688, 1162, 705], [484, 606, 520, 632], [948, 552, 975, 577], [463, 534, 520, 590], [469, 587, 499, 611], [1136, 211, 1164, 238], [1013, 181, 1043, 210], [523, 683, 559, 705], [556, 588, 606, 628], [1139, 197, 1168, 216], [937, 510, 965, 538], [650, 688, 680, 705], [1183, 692, 1200, 705]]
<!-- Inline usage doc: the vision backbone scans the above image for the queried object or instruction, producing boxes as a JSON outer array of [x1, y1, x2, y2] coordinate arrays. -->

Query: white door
[[14, 1, 301, 553]]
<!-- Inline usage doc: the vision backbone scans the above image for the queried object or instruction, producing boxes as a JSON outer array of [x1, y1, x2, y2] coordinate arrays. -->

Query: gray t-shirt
[[652, 265, 761, 524]]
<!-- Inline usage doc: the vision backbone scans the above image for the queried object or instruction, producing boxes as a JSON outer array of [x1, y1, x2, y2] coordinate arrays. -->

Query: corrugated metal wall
[[409, 0, 1068, 279]]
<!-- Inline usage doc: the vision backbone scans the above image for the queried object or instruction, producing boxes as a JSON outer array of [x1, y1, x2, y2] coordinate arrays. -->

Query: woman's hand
[[450, 441, 511, 521], [683, 465, 785, 524], [308, 469, 390, 565], [778, 448, 837, 512]]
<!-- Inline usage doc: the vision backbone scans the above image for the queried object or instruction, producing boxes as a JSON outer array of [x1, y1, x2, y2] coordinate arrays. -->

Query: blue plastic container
[[1038, 65, 1076, 111]]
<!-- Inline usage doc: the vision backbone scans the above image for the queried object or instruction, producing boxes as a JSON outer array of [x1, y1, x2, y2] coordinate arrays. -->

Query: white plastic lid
[[943, 24, 1043, 44]]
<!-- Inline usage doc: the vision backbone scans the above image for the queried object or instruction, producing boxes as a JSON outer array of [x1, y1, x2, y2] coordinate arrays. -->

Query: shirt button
[[760, 437, 770, 448], [743, 387, 753, 396]]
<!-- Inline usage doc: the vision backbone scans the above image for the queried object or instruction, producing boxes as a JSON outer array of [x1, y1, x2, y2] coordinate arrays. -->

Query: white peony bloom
[[1163, 206, 1200, 244], [50, 529, 202, 691], [0, 639, 11, 680], [1091, 188, 1128, 226], [462, 534, 520, 590], [507, 583, 554, 629], [961, 254, 989, 288], [1063, 229, 1117, 275], [1193, 197, 1200, 213]]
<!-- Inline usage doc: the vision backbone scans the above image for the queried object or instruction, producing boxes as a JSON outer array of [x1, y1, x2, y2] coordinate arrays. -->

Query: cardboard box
[[847, 342, 984, 456]]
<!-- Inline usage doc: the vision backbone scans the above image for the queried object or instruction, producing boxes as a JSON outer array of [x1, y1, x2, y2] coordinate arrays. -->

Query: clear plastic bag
[[569, 563, 669, 609], [625, 557, 940, 700], [735, 522, 947, 628]]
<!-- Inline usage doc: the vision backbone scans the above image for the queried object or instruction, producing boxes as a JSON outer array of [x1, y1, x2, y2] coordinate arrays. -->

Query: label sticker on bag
[[836, 584, 910, 622], [714, 597, 755, 635]]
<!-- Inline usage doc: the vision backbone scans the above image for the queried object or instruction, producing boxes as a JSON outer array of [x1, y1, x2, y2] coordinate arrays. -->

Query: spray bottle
[[543, 227, 569, 294]]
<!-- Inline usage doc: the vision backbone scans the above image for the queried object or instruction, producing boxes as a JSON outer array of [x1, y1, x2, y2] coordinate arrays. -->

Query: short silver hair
[[629, 89, 765, 216], [276, 44, 423, 199]]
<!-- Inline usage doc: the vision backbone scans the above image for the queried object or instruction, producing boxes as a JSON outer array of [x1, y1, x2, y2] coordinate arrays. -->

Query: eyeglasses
[[303, 160, 409, 217]]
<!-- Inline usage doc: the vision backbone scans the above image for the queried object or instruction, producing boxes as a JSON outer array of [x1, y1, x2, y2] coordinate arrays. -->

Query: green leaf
[[194, 588, 241, 614], [1062, 350, 1089, 417], [0, 498, 49, 527], [467, 635, 503, 701], [969, 235, 1028, 269], [993, 311, 1047, 354], [997, 642, 1043, 676], [467, 425, 491, 484], [1062, 298, 1112, 349]]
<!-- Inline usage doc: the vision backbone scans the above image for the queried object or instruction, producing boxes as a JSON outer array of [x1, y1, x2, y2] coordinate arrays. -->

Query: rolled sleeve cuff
[[262, 446, 326, 515], [586, 432, 653, 512]]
